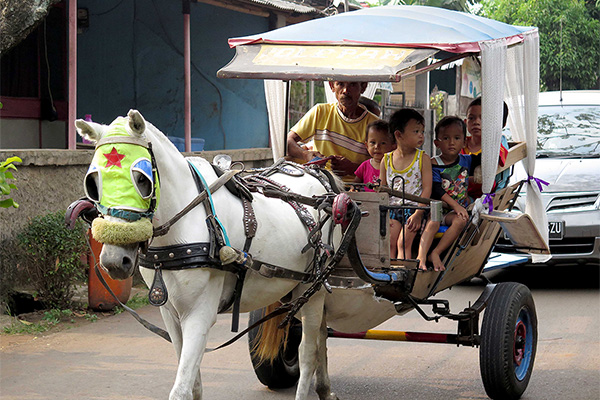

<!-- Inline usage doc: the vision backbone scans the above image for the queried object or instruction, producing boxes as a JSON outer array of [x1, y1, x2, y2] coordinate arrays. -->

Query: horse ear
[[128, 109, 146, 136], [75, 120, 104, 143]]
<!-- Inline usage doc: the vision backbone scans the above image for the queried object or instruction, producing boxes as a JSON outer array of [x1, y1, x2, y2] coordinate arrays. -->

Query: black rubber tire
[[247, 307, 301, 389], [480, 282, 538, 400]]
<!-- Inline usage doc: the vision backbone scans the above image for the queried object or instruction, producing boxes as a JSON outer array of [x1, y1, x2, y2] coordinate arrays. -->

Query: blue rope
[[188, 161, 231, 246]]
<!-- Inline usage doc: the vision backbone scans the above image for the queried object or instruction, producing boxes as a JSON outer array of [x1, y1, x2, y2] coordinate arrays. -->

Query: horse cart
[[67, 5, 550, 400]]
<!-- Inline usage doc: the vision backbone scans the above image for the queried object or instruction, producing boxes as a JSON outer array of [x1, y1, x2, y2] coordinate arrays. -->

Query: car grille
[[547, 193, 599, 212], [495, 237, 596, 255]]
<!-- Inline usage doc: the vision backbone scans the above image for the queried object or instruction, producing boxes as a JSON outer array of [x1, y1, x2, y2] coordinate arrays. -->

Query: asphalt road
[[1, 264, 598, 400]]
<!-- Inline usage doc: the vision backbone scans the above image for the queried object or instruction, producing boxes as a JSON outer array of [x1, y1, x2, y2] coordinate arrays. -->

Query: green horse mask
[[84, 116, 160, 244]]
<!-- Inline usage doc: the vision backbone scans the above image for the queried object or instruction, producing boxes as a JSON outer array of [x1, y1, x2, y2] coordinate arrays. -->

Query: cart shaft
[[328, 328, 458, 344]]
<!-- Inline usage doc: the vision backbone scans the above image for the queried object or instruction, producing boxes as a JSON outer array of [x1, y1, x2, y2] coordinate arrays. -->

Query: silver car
[[495, 90, 600, 265]]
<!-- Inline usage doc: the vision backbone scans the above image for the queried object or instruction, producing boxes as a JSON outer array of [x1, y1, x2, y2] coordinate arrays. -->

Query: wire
[[91, 0, 126, 16], [43, 20, 56, 114]]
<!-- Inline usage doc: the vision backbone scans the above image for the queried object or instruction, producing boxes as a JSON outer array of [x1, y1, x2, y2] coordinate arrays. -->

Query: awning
[[218, 44, 437, 81], [218, 5, 535, 82]]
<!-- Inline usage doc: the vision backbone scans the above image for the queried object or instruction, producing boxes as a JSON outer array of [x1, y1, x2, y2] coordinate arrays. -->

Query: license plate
[[548, 221, 564, 240]]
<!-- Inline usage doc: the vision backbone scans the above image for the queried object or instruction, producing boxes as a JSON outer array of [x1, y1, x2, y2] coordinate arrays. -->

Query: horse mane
[[141, 119, 180, 154]]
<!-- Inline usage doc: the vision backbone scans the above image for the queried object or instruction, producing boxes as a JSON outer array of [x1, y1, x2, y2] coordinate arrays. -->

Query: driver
[[286, 81, 379, 181]]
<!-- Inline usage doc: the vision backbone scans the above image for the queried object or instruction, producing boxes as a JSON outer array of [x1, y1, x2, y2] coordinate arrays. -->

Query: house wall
[[76, 0, 269, 151]]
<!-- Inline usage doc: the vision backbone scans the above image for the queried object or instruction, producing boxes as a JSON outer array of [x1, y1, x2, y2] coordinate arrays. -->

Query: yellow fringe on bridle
[[91, 217, 153, 245]]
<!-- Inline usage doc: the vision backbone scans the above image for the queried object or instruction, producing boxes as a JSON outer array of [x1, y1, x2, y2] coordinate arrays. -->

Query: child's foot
[[417, 256, 427, 270], [429, 252, 446, 272]]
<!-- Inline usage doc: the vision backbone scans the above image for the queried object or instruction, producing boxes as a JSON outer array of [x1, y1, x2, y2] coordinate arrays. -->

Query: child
[[353, 120, 396, 191], [422, 116, 481, 271], [379, 108, 434, 263], [462, 97, 510, 199]]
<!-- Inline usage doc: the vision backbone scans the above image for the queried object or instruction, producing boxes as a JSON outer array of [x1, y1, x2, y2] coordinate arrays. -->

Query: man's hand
[[304, 150, 324, 162], [287, 131, 324, 162], [330, 155, 359, 177]]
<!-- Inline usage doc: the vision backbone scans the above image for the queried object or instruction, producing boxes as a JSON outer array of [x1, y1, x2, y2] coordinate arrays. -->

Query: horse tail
[[250, 302, 290, 365]]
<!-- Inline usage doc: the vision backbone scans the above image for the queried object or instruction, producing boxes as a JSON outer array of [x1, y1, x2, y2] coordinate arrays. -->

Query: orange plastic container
[[87, 232, 132, 311]]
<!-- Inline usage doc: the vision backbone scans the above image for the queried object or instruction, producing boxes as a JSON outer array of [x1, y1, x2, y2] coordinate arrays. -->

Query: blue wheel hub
[[514, 306, 533, 380]]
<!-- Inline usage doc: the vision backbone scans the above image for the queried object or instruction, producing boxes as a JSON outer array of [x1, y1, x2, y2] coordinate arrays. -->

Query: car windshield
[[505, 104, 600, 157]]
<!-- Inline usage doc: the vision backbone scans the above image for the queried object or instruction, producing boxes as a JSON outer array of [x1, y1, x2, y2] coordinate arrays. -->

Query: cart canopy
[[218, 5, 535, 81]]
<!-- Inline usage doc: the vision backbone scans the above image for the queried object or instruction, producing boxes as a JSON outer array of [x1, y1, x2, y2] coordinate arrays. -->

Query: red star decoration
[[104, 147, 126, 168]]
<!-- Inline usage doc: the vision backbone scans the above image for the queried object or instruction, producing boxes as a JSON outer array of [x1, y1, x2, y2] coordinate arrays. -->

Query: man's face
[[465, 105, 482, 138], [329, 81, 367, 109]]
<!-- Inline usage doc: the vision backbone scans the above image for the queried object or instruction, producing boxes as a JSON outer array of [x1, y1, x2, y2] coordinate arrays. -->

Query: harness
[[82, 125, 359, 343], [135, 159, 356, 335]]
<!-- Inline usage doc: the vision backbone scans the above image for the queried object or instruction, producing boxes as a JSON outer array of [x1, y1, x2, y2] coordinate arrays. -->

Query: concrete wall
[[0, 148, 273, 242], [0, 119, 67, 149], [76, 0, 269, 151]]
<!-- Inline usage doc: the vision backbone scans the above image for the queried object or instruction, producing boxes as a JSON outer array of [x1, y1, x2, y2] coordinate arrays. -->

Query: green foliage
[[2, 318, 53, 334], [289, 81, 327, 128], [480, 0, 600, 90], [17, 211, 87, 309], [2, 308, 98, 335], [113, 292, 150, 314], [430, 92, 445, 122], [0, 156, 21, 208]]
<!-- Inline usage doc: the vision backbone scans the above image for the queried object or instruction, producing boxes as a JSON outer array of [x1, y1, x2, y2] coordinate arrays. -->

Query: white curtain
[[264, 80, 288, 160], [480, 39, 507, 195], [504, 30, 550, 263]]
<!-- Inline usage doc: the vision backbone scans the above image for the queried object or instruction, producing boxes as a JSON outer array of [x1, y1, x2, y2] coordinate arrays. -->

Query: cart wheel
[[248, 307, 301, 389], [480, 282, 537, 400]]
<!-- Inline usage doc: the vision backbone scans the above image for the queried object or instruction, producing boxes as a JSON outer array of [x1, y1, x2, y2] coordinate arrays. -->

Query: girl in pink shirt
[[353, 120, 396, 191]]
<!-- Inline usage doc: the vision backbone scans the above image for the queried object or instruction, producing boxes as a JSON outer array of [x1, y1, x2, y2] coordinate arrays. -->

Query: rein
[[152, 169, 239, 237]]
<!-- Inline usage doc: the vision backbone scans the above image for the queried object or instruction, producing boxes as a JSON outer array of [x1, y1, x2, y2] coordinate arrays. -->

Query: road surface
[[1, 264, 598, 399]]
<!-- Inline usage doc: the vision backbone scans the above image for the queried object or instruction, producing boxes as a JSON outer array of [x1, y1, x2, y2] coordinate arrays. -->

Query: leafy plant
[[17, 211, 87, 309], [113, 292, 150, 315], [2, 308, 98, 335], [480, 0, 600, 90], [430, 92, 445, 123], [0, 156, 21, 208]]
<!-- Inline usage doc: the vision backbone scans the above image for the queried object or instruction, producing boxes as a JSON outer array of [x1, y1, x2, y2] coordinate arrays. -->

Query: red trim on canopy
[[228, 34, 526, 53]]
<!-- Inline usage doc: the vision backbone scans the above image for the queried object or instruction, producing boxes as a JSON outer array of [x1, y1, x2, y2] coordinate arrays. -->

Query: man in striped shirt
[[287, 81, 380, 181]]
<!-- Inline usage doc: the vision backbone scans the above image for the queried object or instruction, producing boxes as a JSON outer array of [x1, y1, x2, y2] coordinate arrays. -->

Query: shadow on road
[[469, 263, 600, 290]]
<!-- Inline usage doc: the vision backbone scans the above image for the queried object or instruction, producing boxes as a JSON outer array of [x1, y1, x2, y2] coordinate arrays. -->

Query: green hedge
[[17, 211, 87, 309]]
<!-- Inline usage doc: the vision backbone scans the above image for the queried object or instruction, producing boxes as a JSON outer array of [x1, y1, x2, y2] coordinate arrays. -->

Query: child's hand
[[406, 211, 423, 232], [453, 204, 469, 221]]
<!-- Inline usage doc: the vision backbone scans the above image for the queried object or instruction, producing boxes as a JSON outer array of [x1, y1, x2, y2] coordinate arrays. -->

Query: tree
[[480, 0, 600, 90], [1, 0, 61, 53]]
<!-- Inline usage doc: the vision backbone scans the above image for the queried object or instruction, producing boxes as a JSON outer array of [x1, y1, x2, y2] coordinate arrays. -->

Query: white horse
[[75, 110, 400, 400]]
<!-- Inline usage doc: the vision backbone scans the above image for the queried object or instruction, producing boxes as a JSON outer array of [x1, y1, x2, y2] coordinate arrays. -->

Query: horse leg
[[315, 311, 338, 400], [168, 276, 223, 400], [295, 290, 337, 400], [160, 304, 206, 398], [160, 304, 183, 358]]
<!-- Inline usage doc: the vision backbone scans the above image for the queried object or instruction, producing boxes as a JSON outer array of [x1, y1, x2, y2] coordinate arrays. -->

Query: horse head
[[76, 110, 159, 280]]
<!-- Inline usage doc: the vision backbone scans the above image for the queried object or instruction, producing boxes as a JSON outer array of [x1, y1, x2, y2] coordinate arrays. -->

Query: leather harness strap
[[95, 136, 150, 148], [152, 168, 239, 237]]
